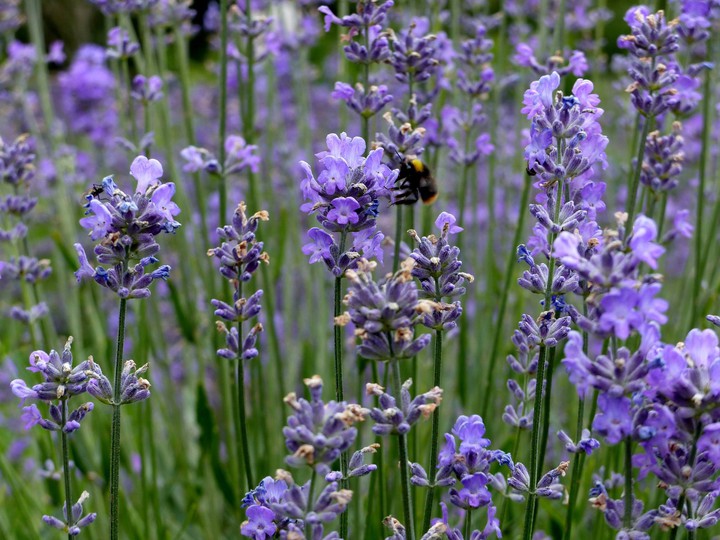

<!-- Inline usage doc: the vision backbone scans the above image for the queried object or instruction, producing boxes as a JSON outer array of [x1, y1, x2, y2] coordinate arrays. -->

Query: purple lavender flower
[[319, 1, 392, 64], [300, 133, 397, 273], [74, 155, 179, 299], [9, 339, 101, 432], [88, 0, 159, 15], [592, 394, 633, 444], [282, 375, 366, 475], [209, 202, 268, 362], [131, 74, 164, 103], [331, 82, 393, 119], [366, 380, 442, 436], [619, 9, 681, 117], [241, 505, 276, 539], [57, 45, 118, 145], [342, 259, 431, 361], [513, 42, 589, 77], [387, 22, 439, 84], [42, 490, 97, 536], [105, 26, 139, 59]]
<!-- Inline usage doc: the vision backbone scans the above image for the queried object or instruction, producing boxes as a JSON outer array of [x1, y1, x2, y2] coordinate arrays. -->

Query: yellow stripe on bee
[[410, 159, 424, 172], [422, 193, 438, 205]]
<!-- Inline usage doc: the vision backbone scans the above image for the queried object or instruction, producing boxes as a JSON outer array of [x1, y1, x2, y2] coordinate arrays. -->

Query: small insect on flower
[[393, 155, 438, 205], [83, 183, 105, 201]]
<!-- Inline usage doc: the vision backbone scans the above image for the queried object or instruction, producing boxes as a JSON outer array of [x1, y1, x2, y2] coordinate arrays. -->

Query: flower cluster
[[618, 8, 680, 117], [300, 133, 397, 272], [640, 121, 684, 193], [331, 82, 393, 120], [442, 25, 495, 167], [523, 73, 608, 218], [341, 258, 431, 361], [319, 1, 393, 63], [10, 338, 98, 432], [0, 134, 51, 325], [86, 359, 151, 405], [282, 375, 367, 475], [513, 43, 589, 78], [209, 202, 269, 362], [42, 491, 97, 537], [88, 0, 159, 15], [408, 212, 473, 331], [181, 135, 260, 177], [242, 470, 353, 540], [105, 26, 139, 60], [323, 0, 394, 121], [387, 22, 439, 85], [57, 45, 118, 146], [366, 380, 442, 436], [74, 155, 179, 299]]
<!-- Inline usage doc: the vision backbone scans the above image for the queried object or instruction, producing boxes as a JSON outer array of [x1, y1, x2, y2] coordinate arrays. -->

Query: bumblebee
[[393, 156, 439, 205]]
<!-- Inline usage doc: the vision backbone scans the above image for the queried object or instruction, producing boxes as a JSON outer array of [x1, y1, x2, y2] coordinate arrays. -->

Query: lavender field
[[1, 0, 720, 538]]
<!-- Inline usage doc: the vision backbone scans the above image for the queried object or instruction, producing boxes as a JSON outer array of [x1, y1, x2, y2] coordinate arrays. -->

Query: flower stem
[[61, 398, 73, 540], [218, 0, 229, 222], [691, 66, 714, 326], [234, 283, 254, 492], [393, 204, 404, 273], [481, 170, 532, 417], [626, 115, 652, 229], [421, 328, 443, 532], [370, 362, 386, 520], [522, 344, 547, 540], [623, 436, 633, 529], [537, 347, 557, 473], [243, 0, 259, 210], [563, 307, 590, 540], [334, 231, 349, 537], [390, 359, 415, 540], [110, 297, 128, 540], [305, 469, 317, 537]]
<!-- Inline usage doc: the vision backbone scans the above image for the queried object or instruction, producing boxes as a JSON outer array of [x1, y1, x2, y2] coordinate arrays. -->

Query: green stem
[[537, 347, 557, 472], [218, 0, 229, 222], [481, 170, 532, 417], [334, 231, 349, 537], [390, 359, 415, 540], [393, 205, 404, 273], [563, 303, 589, 540], [691, 67, 714, 326], [657, 192, 669, 239], [234, 283, 254, 492], [623, 437, 633, 529], [464, 509, 472, 539], [553, 0, 567, 53], [305, 470, 317, 536], [523, 174, 562, 539], [522, 345, 546, 540], [243, 0, 259, 209], [110, 297, 128, 540], [626, 115, 653, 229], [421, 328, 443, 532], [26, 0, 54, 136], [371, 362, 386, 521], [61, 399, 73, 540]]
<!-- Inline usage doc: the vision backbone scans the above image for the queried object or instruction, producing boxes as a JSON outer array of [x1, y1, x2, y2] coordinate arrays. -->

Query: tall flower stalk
[[517, 70, 608, 539], [208, 202, 269, 493], [343, 258, 436, 539], [73, 155, 179, 539], [11, 339, 99, 537], [408, 212, 473, 532]]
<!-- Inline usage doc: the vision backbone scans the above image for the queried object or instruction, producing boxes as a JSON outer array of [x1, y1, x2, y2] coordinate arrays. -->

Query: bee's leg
[[392, 187, 419, 205]]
